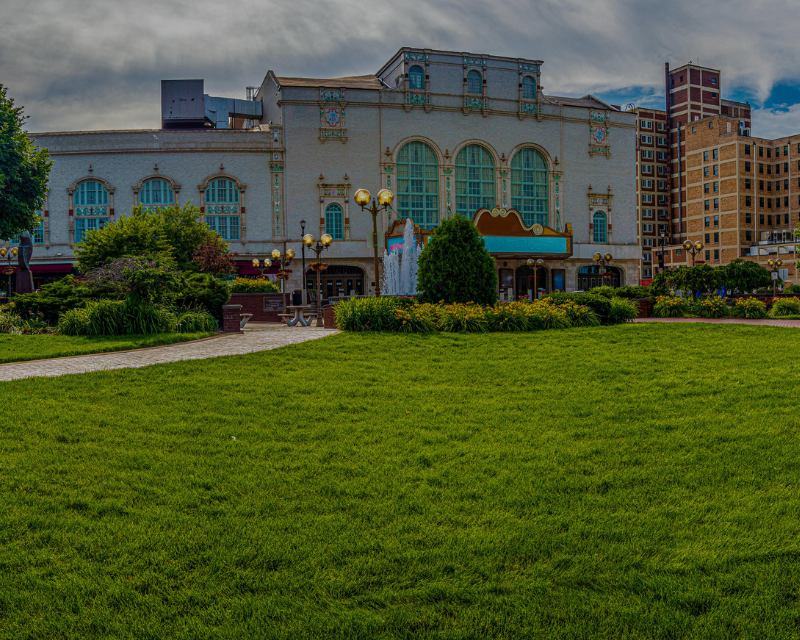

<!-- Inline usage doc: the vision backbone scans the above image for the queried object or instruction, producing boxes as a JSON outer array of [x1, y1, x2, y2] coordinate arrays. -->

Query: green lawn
[[0, 332, 216, 364], [1, 324, 799, 639]]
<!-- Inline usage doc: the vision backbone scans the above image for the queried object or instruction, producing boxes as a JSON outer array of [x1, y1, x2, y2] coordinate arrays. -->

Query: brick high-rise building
[[657, 114, 799, 282]]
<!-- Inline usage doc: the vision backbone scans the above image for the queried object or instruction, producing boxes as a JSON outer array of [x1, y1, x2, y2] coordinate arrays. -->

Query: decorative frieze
[[589, 110, 611, 157], [464, 57, 485, 67], [465, 97, 484, 109], [405, 52, 428, 62], [320, 88, 343, 101], [520, 103, 537, 115], [519, 63, 540, 73]]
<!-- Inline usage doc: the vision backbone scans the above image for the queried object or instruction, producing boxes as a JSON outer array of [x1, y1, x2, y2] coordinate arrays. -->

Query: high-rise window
[[205, 178, 240, 241], [522, 76, 536, 99], [396, 141, 439, 229], [511, 148, 548, 226], [408, 66, 425, 91], [455, 145, 494, 217], [325, 203, 344, 240], [467, 70, 482, 94], [592, 211, 608, 243], [139, 178, 175, 210]]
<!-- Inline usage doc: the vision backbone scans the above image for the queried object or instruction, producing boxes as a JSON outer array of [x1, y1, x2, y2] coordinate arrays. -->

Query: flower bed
[[334, 296, 638, 333]]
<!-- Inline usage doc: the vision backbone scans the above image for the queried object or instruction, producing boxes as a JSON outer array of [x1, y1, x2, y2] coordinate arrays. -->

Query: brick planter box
[[228, 293, 286, 322], [632, 298, 651, 318], [221, 304, 243, 333]]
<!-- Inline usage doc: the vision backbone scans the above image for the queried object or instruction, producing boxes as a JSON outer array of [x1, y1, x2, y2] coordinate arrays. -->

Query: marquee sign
[[472, 208, 573, 259]]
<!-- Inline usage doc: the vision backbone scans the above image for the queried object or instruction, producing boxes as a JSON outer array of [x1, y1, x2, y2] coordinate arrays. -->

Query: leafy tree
[[157, 203, 218, 271], [73, 203, 221, 273], [193, 236, 237, 276], [721, 259, 775, 294], [417, 215, 497, 304], [0, 85, 52, 240], [74, 211, 174, 272], [654, 264, 721, 298]]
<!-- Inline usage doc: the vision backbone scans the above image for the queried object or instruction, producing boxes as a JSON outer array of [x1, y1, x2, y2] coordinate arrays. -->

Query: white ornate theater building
[[22, 48, 640, 299]]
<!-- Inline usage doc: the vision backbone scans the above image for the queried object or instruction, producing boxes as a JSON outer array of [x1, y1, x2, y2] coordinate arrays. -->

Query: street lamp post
[[526, 258, 544, 300], [300, 219, 306, 302], [251, 258, 272, 276], [302, 233, 333, 321], [0, 246, 19, 298], [767, 258, 783, 298], [683, 240, 704, 267], [270, 248, 295, 303], [353, 188, 394, 296], [593, 252, 614, 286], [658, 229, 667, 273]]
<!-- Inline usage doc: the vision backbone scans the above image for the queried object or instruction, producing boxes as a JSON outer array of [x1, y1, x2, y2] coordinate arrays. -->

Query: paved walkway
[[635, 317, 800, 328], [0, 323, 339, 382]]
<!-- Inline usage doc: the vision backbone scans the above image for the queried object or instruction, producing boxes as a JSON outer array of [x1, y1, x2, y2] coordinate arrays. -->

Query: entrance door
[[515, 266, 548, 300]]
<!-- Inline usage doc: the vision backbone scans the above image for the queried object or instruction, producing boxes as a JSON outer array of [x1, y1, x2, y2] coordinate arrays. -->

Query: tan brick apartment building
[[656, 114, 799, 282]]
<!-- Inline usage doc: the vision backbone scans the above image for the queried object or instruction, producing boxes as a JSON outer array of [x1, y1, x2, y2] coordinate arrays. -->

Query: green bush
[[228, 277, 280, 294], [784, 284, 800, 294], [12, 275, 103, 324], [417, 215, 497, 305], [486, 303, 531, 332], [606, 297, 639, 324], [436, 303, 490, 333], [695, 295, 729, 319], [334, 297, 400, 331], [0, 307, 52, 334], [542, 292, 613, 324], [768, 297, 800, 317], [58, 299, 183, 336], [171, 273, 231, 318], [729, 297, 767, 319], [652, 296, 689, 318]]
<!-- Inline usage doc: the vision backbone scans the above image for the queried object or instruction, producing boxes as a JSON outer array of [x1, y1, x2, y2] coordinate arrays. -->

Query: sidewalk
[[0, 323, 339, 382]]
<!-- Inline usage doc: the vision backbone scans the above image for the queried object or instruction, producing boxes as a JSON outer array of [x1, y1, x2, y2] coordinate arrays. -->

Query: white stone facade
[[27, 48, 639, 294]]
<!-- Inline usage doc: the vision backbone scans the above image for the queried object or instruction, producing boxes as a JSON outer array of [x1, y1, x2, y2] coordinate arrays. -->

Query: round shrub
[[729, 297, 767, 319], [417, 215, 497, 305], [768, 297, 800, 317]]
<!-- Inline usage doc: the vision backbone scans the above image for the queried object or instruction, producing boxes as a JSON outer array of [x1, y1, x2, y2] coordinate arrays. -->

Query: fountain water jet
[[381, 219, 422, 296]]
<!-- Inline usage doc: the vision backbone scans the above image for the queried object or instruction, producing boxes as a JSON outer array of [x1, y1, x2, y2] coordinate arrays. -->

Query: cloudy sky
[[3, 0, 800, 138]]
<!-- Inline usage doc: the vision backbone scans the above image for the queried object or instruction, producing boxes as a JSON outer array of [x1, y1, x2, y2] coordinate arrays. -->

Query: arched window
[[325, 203, 344, 240], [408, 65, 425, 91], [511, 148, 548, 226], [140, 178, 175, 209], [455, 145, 495, 216], [593, 211, 608, 244], [74, 180, 110, 244], [205, 178, 240, 241], [467, 70, 482, 94], [522, 76, 536, 100], [396, 141, 439, 229]]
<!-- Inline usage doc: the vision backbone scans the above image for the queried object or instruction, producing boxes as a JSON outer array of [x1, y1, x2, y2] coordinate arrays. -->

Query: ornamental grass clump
[[334, 296, 399, 331], [729, 297, 767, 319], [696, 295, 729, 319], [768, 297, 800, 317], [539, 298, 601, 327], [607, 297, 639, 324], [174, 310, 218, 333], [486, 302, 531, 332], [652, 295, 689, 318]]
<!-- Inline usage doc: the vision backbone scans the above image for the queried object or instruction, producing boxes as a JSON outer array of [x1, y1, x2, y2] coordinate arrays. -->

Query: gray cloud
[[3, 0, 800, 135]]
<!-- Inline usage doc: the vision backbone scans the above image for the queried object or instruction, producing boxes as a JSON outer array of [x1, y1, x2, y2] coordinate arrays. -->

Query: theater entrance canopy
[[472, 207, 573, 260]]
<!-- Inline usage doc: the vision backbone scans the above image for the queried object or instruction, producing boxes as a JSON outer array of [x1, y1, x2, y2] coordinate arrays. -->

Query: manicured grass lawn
[[1, 324, 799, 639], [0, 332, 216, 364]]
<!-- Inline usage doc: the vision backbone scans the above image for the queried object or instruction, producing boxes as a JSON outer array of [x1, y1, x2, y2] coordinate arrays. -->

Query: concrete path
[[634, 317, 800, 328], [0, 323, 339, 382]]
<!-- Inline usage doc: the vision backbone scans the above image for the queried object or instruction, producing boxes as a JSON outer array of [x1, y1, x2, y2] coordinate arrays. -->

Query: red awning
[[235, 261, 280, 276], [31, 264, 74, 274], [639, 279, 653, 286]]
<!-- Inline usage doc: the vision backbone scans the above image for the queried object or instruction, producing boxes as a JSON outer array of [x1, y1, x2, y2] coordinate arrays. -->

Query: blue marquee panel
[[483, 236, 568, 254]]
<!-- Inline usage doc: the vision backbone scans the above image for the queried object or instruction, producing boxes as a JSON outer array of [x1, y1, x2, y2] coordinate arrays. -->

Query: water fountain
[[381, 219, 422, 296]]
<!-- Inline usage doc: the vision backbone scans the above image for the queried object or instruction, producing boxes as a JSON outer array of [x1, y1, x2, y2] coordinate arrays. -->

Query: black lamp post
[[302, 233, 333, 317], [353, 187, 394, 296], [300, 219, 306, 301], [593, 252, 614, 285], [0, 245, 19, 298]]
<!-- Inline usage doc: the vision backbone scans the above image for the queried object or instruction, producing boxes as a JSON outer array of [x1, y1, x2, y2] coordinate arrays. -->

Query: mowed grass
[[1, 324, 799, 639], [0, 332, 216, 364]]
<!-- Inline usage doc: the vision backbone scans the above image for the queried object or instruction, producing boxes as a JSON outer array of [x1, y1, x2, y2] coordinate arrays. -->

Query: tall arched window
[[74, 180, 110, 243], [325, 203, 344, 240], [140, 178, 175, 210], [467, 70, 482, 94], [205, 178, 240, 241], [511, 148, 548, 226], [522, 76, 536, 100], [408, 65, 425, 91], [455, 145, 495, 216], [396, 141, 439, 229], [593, 211, 608, 244]]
